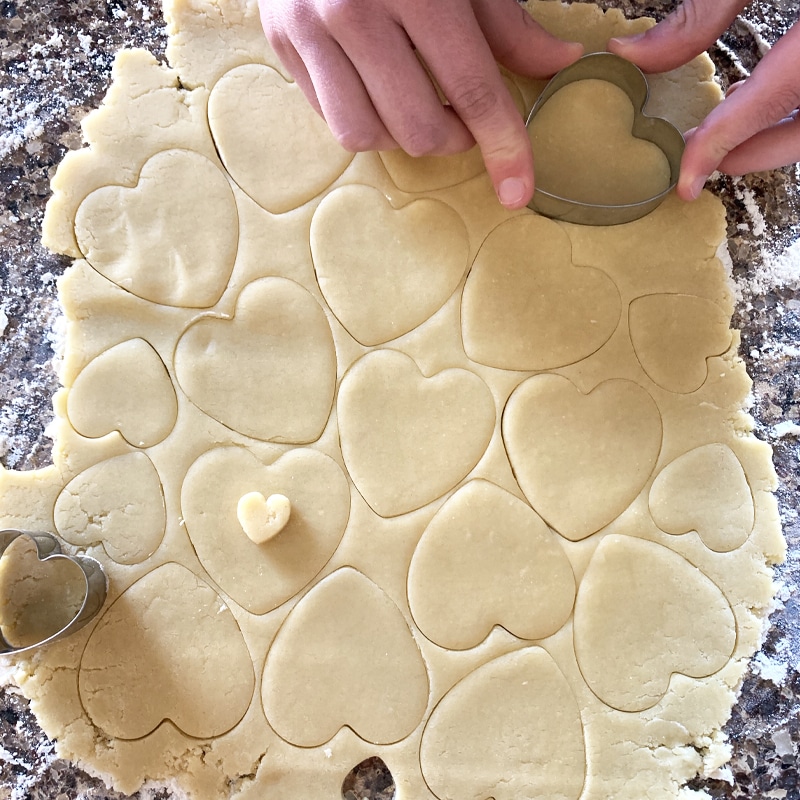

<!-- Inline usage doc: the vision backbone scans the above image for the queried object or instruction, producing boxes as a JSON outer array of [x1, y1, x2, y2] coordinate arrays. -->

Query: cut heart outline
[[0, 530, 107, 655], [525, 52, 684, 225]]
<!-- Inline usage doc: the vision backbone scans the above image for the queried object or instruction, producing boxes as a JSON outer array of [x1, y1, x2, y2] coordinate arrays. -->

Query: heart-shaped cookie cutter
[[0, 529, 108, 655], [526, 52, 685, 226]]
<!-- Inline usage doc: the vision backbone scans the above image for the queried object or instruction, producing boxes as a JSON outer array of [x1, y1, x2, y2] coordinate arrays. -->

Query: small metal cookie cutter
[[0, 529, 108, 656], [525, 52, 685, 226]]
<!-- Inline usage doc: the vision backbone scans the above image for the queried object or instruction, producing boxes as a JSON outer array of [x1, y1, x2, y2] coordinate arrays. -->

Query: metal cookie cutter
[[0, 529, 107, 655], [525, 52, 685, 226]]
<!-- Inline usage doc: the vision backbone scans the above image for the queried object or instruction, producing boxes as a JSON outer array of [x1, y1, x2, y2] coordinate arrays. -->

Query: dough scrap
[[0, 0, 783, 798]]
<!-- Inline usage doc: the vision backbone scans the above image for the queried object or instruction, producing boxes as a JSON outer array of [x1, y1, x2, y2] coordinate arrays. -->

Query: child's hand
[[610, 0, 800, 199], [258, 0, 583, 209]]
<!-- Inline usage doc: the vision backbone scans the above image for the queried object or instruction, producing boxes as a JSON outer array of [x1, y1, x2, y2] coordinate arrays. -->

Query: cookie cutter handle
[[0, 529, 108, 656]]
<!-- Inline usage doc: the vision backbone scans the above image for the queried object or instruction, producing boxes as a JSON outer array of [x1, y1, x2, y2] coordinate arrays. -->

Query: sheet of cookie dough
[[0, 1, 784, 799]]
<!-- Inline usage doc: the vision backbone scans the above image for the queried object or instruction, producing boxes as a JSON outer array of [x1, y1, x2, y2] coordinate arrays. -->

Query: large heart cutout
[[337, 350, 495, 517], [462, 215, 621, 370], [629, 294, 732, 393], [649, 443, 754, 552], [408, 479, 575, 649], [75, 149, 238, 308], [79, 562, 254, 739], [67, 338, 178, 448], [311, 185, 469, 346], [55, 452, 166, 565], [182, 446, 350, 615], [175, 277, 336, 443], [503, 374, 662, 540], [208, 64, 353, 214], [574, 535, 735, 712], [420, 647, 585, 800], [261, 567, 429, 746]]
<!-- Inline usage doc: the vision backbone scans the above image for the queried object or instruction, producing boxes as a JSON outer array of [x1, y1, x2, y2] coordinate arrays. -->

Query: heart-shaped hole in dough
[[341, 757, 395, 800]]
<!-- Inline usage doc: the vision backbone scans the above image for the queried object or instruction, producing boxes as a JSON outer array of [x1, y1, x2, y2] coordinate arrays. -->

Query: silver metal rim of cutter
[[525, 51, 686, 226], [0, 529, 108, 656]]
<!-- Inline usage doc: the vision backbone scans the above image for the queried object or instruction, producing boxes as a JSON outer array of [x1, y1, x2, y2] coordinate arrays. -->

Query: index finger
[[400, 0, 538, 209]]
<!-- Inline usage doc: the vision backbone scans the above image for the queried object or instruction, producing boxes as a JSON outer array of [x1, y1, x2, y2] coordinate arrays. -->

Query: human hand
[[609, 0, 800, 200], [258, 0, 583, 209]]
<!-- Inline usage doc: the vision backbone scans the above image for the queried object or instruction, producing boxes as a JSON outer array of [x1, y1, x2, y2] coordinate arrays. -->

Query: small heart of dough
[[337, 350, 495, 517], [237, 492, 291, 544], [75, 149, 238, 308], [175, 278, 336, 443], [208, 64, 353, 213], [462, 215, 621, 370], [529, 79, 671, 205], [67, 338, 178, 448], [629, 294, 732, 393], [311, 185, 469, 346], [504, 374, 662, 540]]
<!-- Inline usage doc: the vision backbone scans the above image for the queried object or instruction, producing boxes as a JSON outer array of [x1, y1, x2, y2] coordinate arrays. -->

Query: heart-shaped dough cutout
[[420, 647, 585, 800], [79, 562, 254, 739], [55, 452, 166, 564], [175, 277, 336, 443], [504, 374, 662, 540], [311, 185, 469, 346], [462, 215, 621, 370], [237, 492, 291, 544], [0, 535, 87, 650], [261, 567, 429, 747], [337, 350, 495, 517], [529, 79, 671, 206], [629, 294, 732, 393], [574, 535, 736, 712], [182, 446, 350, 614], [67, 338, 178, 448], [649, 443, 754, 552], [208, 64, 353, 214], [75, 149, 238, 308], [408, 479, 575, 649]]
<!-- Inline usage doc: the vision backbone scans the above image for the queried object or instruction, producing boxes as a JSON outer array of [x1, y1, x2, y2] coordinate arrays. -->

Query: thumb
[[608, 0, 746, 74]]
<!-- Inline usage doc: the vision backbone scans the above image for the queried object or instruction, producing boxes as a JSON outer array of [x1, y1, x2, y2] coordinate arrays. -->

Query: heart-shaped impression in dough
[[629, 294, 732, 393], [75, 149, 238, 308], [526, 53, 684, 224], [649, 443, 754, 552], [208, 64, 354, 214], [79, 562, 254, 739], [261, 567, 429, 747], [573, 534, 735, 712], [175, 277, 336, 443], [54, 452, 166, 565], [462, 215, 621, 371], [420, 647, 585, 800], [408, 479, 575, 650], [337, 350, 495, 517], [182, 446, 350, 615], [67, 338, 178, 448], [311, 185, 469, 346], [503, 374, 662, 540]]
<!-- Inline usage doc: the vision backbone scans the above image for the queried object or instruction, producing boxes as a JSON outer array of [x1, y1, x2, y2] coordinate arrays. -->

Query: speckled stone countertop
[[0, 1, 798, 798]]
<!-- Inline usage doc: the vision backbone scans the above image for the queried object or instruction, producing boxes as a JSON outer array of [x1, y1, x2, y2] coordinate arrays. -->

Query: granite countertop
[[0, 1, 798, 798]]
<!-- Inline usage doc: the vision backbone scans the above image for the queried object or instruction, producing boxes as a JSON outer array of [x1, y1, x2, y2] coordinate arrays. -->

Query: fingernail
[[688, 174, 708, 200], [610, 32, 646, 48], [497, 177, 527, 208]]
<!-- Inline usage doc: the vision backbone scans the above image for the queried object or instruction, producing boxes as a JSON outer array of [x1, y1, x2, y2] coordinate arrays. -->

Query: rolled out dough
[[0, 1, 783, 799]]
